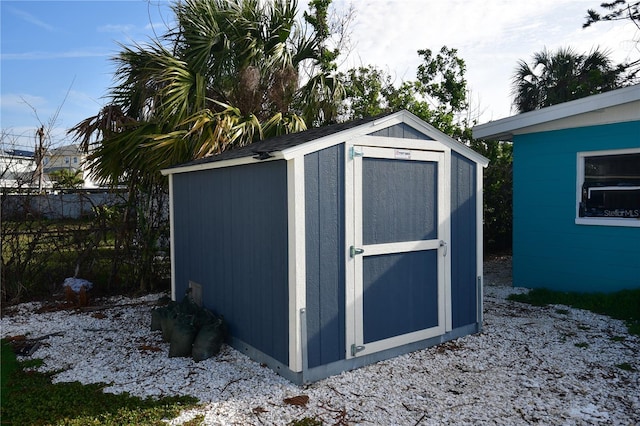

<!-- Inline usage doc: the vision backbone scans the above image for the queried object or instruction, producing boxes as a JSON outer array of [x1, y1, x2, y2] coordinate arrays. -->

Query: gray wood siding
[[305, 145, 346, 368], [450, 152, 478, 328], [369, 123, 434, 140], [172, 161, 289, 365]]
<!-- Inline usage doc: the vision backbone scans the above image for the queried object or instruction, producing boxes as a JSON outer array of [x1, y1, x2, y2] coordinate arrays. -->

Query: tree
[[511, 47, 624, 113], [340, 46, 470, 138], [68, 0, 344, 291], [584, 1, 640, 28], [468, 139, 513, 251], [583, 1, 640, 83], [49, 169, 84, 191], [71, 0, 343, 182], [339, 65, 396, 119]]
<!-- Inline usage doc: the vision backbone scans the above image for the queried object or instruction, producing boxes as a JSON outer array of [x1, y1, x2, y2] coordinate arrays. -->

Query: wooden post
[[35, 126, 45, 192]]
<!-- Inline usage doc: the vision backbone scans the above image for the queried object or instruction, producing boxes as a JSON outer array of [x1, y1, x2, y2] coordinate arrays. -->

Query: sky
[[1, 0, 638, 150]]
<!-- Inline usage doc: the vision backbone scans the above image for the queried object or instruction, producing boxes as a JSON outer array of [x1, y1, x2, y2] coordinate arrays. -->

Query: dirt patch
[[484, 254, 512, 287]]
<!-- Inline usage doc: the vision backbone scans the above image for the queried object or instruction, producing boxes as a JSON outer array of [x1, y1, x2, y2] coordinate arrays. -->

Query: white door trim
[[345, 143, 451, 359]]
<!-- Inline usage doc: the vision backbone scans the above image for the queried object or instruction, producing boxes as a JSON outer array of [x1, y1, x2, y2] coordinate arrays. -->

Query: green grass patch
[[1, 340, 20, 409], [0, 343, 198, 426], [508, 288, 640, 336], [290, 418, 323, 426], [616, 362, 636, 372], [574, 342, 589, 348]]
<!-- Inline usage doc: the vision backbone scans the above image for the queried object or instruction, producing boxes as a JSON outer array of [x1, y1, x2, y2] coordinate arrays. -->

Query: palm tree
[[49, 169, 84, 191], [69, 0, 343, 183], [67, 0, 344, 291], [511, 47, 624, 113]]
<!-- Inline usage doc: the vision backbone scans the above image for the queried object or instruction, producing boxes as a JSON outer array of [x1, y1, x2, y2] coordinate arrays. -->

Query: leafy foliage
[[49, 169, 84, 191], [468, 139, 513, 251], [340, 46, 469, 137], [69, 0, 343, 181], [583, 0, 640, 28], [583, 1, 640, 84]]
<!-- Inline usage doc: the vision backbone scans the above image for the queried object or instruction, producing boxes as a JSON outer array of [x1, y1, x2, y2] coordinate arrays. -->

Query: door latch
[[349, 246, 365, 258], [439, 240, 448, 257], [351, 344, 366, 356]]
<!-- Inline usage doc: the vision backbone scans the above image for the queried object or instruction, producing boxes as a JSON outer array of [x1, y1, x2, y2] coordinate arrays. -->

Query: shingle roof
[[164, 114, 383, 170]]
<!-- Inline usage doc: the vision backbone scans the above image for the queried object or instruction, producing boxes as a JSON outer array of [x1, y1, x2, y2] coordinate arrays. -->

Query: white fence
[[1, 191, 126, 220]]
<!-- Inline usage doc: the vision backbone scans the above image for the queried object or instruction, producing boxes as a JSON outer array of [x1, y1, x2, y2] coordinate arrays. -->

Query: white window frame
[[575, 147, 640, 228]]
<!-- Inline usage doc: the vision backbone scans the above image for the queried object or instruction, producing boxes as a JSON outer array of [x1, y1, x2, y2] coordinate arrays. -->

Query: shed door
[[346, 145, 449, 358]]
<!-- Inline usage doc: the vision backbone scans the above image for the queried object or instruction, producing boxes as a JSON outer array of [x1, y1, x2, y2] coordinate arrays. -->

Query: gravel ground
[[2, 256, 639, 425]]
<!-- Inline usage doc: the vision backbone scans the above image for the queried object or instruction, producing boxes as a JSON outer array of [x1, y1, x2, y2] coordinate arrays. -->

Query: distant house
[[473, 84, 640, 293], [0, 148, 37, 188], [44, 144, 96, 188], [1, 143, 98, 190], [44, 144, 82, 171], [162, 110, 489, 383]]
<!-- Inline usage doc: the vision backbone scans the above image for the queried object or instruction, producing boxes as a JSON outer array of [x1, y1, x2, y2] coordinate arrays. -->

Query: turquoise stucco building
[[474, 85, 640, 293]]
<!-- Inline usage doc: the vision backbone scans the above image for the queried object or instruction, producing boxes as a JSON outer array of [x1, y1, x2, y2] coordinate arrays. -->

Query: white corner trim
[[476, 164, 484, 326], [168, 174, 176, 301], [287, 158, 306, 372]]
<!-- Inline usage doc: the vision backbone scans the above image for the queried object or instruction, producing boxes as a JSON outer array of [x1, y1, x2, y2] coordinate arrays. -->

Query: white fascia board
[[280, 111, 407, 160], [283, 110, 489, 167], [402, 113, 490, 167], [160, 151, 287, 175], [473, 84, 640, 140]]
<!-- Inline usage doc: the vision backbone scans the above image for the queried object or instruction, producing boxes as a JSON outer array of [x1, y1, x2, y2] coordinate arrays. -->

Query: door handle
[[350, 246, 365, 258], [439, 240, 448, 257]]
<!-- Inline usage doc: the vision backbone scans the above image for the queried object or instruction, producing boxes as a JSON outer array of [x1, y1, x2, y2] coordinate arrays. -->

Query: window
[[73, 157, 78, 164], [577, 148, 640, 227]]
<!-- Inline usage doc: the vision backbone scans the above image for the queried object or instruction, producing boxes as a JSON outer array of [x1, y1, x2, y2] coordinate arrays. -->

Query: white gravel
[[2, 257, 639, 425]]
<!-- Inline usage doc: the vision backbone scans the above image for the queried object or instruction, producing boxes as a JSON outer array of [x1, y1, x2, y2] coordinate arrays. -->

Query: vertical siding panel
[[368, 123, 434, 140], [305, 145, 346, 368], [450, 152, 477, 328], [305, 152, 322, 368], [172, 161, 289, 365]]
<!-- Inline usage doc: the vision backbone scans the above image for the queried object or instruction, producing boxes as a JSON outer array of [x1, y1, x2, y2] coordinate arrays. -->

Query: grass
[[0, 339, 199, 426], [616, 362, 637, 372], [1, 340, 20, 409], [508, 288, 640, 336]]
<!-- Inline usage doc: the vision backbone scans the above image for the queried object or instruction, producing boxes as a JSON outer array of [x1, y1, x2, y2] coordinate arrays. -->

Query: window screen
[[579, 152, 640, 219]]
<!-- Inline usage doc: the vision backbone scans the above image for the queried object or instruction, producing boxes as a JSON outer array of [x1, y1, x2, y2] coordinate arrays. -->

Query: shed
[[473, 84, 640, 294], [162, 110, 489, 383]]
